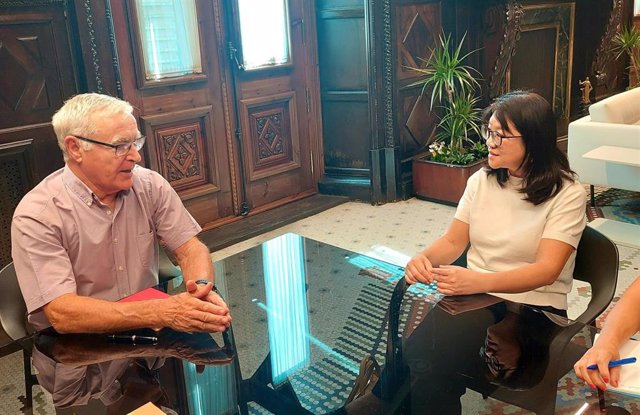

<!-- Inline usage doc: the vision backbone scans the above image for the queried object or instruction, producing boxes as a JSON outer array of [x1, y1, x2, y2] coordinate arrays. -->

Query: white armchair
[[568, 87, 640, 204]]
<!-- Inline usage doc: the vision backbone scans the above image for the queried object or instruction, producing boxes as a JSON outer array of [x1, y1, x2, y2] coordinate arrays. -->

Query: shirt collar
[[62, 165, 133, 207], [62, 166, 96, 207]]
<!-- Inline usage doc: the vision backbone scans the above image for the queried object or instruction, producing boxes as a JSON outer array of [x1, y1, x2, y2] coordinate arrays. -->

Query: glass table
[[7, 233, 638, 414]]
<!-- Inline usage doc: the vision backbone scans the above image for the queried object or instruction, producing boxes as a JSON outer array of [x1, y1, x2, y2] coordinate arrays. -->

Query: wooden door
[[107, 0, 236, 229], [109, 0, 321, 228], [0, 3, 78, 268], [227, 0, 319, 215]]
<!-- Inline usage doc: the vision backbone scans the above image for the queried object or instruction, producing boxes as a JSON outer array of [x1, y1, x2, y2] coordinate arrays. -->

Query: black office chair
[[0, 262, 38, 408], [571, 226, 619, 325], [454, 226, 619, 414]]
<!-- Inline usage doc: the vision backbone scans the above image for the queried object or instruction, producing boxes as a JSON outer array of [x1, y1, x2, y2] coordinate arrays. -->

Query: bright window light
[[237, 0, 291, 70], [135, 0, 202, 80]]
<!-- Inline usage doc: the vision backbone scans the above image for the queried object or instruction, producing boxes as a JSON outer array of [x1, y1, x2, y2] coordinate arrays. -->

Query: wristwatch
[[195, 279, 219, 293]]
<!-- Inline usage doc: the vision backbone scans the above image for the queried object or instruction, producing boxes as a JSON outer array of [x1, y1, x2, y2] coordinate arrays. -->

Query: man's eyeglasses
[[73, 135, 146, 157], [481, 125, 522, 147]]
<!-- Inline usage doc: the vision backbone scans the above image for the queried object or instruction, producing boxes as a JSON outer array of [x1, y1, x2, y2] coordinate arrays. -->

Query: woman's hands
[[405, 253, 486, 295], [574, 339, 622, 391], [404, 252, 435, 285], [430, 266, 487, 295]]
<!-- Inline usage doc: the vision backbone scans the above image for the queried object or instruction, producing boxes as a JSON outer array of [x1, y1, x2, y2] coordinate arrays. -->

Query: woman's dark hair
[[483, 90, 575, 205]]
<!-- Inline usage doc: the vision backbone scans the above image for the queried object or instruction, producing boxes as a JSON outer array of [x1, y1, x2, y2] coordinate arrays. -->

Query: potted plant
[[409, 32, 488, 204], [613, 25, 640, 88]]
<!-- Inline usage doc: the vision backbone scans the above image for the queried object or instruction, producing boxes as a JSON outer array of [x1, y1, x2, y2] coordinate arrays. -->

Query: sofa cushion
[[589, 87, 640, 125]]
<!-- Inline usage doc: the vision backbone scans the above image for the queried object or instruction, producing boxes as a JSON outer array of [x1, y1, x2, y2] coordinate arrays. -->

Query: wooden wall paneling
[[396, 3, 441, 82], [70, 0, 120, 96], [395, 2, 442, 158], [393, 2, 444, 200], [0, 140, 33, 269], [0, 2, 78, 266], [0, 5, 77, 128]]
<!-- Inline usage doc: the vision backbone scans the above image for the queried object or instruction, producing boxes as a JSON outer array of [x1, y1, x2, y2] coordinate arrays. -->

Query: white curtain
[[135, 0, 202, 80], [237, 0, 290, 69]]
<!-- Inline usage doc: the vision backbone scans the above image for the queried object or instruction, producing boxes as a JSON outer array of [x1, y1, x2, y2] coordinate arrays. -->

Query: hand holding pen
[[587, 357, 636, 371], [575, 345, 636, 391]]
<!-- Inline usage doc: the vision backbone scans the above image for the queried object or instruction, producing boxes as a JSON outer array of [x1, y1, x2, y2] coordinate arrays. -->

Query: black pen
[[107, 334, 158, 344]]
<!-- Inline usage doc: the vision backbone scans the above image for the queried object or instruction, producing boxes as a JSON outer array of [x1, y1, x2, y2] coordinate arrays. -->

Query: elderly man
[[11, 93, 231, 334]]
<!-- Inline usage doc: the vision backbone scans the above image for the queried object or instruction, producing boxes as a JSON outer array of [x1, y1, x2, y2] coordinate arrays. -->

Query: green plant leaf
[[406, 30, 485, 164]]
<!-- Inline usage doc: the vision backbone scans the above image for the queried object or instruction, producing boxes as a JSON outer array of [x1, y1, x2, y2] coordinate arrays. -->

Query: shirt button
[[86, 201, 91, 206], [118, 266, 124, 271], [113, 238, 119, 243], [106, 210, 112, 215]]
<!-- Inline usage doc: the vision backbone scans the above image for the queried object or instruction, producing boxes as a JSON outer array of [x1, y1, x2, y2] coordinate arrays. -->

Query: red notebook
[[118, 287, 170, 302]]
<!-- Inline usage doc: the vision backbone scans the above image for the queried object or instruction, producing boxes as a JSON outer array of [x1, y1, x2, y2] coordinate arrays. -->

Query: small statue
[[579, 77, 593, 104]]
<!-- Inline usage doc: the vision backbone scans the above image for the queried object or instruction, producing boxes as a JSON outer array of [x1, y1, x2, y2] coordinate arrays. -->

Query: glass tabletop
[[10, 233, 638, 414]]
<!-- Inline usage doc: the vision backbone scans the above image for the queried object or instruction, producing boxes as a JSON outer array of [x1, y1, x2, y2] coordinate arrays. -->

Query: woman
[[574, 276, 640, 391], [405, 90, 587, 315]]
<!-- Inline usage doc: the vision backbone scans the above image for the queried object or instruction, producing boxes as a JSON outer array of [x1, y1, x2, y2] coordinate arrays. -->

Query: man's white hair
[[51, 93, 134, 161]]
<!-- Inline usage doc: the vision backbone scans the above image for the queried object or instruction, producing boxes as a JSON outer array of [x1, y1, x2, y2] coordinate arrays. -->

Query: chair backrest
[[0, 262, 30, 341], [450, 226, 618, 325], [572, 226, 619, 325]]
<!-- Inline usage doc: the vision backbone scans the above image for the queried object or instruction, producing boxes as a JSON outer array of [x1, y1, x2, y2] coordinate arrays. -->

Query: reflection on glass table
[[2, 233, 637, 414]]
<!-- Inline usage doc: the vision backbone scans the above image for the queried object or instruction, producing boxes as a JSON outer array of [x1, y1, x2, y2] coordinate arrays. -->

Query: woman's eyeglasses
[[481, 125, 522, 147], [73, 135, 146, 157]]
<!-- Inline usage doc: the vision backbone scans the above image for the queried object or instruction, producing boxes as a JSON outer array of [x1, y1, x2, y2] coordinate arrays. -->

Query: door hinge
[[305, 88, 311, 113]]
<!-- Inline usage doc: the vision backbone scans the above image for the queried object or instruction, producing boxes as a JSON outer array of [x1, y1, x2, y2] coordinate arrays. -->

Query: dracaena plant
[[409, 32, 487, 165], [613, 25, 640, 88]]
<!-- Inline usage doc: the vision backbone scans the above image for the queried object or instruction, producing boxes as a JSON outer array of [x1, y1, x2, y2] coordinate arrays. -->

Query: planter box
[[412, 157, 487, 205]]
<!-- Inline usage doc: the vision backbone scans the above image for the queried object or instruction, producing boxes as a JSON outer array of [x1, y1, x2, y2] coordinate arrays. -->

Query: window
[[236, 0, 291, 70], [134, 0, 202, 81]]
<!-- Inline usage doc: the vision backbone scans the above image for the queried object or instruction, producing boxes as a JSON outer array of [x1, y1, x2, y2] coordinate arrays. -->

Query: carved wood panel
[[141, 107, 220, 201], [155, 124, 207, 191], [240, 92, 301, 182]]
